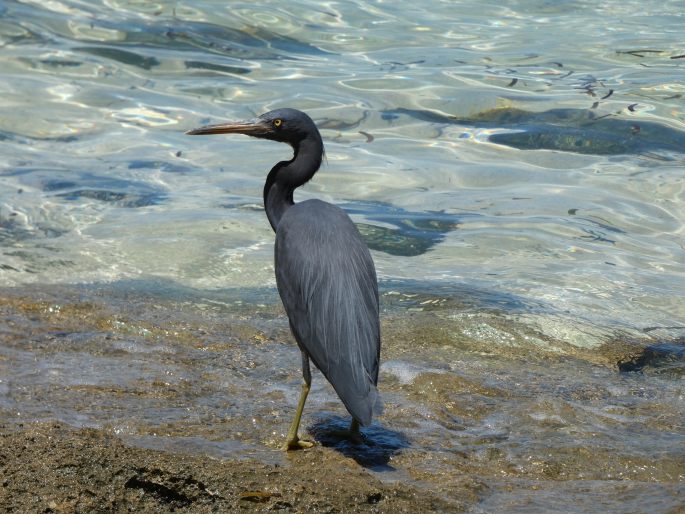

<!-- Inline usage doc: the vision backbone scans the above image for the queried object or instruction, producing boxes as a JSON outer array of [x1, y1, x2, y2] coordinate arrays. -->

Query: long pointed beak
[[185, 118, 272, 137]]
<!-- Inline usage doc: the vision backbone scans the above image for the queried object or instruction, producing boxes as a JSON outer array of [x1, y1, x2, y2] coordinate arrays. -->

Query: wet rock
[[618, 340, 685, 376], [0, 422, 458, 513]]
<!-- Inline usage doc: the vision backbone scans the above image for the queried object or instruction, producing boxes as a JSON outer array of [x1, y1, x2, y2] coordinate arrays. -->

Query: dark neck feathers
[[263, 135, 323, 232]]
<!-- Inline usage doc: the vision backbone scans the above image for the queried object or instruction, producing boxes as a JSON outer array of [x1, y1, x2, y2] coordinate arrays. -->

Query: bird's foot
[[347, 418, 365, 445], [348, 428, 365, 445], [283, 436, 315, 451], [325, 426, 365, 445]]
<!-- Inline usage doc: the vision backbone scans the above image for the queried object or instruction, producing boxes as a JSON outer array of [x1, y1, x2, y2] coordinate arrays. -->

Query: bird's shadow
[[307, 416, 409, 470]]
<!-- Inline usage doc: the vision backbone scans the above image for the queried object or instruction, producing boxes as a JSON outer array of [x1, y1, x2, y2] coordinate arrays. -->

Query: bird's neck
[[263, 136, 323, 232]]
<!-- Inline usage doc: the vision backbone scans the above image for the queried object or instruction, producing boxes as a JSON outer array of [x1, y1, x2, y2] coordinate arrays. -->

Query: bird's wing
[[275, 200, 380, 425]]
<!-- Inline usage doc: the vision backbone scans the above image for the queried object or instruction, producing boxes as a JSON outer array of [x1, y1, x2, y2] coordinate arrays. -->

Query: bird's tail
[[369, 382, 384, 418], [356, 374, 383, 426]]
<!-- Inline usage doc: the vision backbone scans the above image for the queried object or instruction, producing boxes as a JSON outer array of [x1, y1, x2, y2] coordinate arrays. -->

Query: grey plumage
[[186, 108, 382, 447], [276, 199, 380, 425]]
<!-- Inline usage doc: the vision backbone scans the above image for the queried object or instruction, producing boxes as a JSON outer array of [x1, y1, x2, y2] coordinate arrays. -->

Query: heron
[[186, 108, 381, 450]]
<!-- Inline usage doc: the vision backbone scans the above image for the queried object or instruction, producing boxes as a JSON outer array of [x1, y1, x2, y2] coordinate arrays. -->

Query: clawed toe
[[284, 437, 315, 451]]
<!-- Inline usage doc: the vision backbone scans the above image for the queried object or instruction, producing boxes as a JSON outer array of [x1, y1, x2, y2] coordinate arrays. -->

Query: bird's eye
[[273, 119, 282, 127]]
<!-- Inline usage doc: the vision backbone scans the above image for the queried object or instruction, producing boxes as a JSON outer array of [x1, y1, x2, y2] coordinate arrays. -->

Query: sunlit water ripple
[[0, 1, 684, 511]]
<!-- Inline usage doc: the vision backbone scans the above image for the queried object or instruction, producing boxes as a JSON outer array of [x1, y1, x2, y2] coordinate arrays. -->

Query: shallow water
[[1, 287, 684, 511], [1, 0, 684, 511]]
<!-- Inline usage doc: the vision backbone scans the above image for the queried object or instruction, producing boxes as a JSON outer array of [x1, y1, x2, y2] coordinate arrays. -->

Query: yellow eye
[[273, 119, 282, 127]]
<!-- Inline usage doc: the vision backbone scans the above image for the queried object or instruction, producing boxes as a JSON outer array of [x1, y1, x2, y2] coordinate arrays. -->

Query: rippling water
[[1, 1, 684, 511]]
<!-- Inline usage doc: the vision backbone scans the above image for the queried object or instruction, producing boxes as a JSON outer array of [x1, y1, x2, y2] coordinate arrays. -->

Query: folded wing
[[275, 199, 381, 425]]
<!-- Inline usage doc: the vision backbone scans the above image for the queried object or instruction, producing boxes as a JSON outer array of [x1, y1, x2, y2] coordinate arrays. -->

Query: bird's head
[[186, 108, 320, 149]]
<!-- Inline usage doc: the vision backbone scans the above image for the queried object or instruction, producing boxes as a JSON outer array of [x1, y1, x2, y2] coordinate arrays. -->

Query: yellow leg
[[284, 382, 314, 450]]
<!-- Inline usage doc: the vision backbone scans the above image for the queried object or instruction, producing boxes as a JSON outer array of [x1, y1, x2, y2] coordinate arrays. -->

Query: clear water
[[1, 1, 684, 511]]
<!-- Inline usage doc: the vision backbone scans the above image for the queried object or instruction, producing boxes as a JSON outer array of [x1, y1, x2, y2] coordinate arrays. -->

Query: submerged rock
[[344, 201, 462, 256], [618, 340, 685, 376], [385, 107, 685, 156]]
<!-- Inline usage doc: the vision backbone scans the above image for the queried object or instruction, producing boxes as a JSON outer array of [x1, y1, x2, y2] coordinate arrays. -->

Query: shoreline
[[1, 285, 683, 513], [0, 421, 462, 512]]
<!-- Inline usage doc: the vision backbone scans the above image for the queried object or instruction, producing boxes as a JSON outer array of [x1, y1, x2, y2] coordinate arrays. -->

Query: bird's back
[[275, 199, 381, 426]]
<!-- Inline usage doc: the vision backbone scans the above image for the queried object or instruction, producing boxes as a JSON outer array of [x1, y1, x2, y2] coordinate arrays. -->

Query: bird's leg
[[348, 418, 364, 445], [284, 351, 315, 451], [323, 417, 365, 444]]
